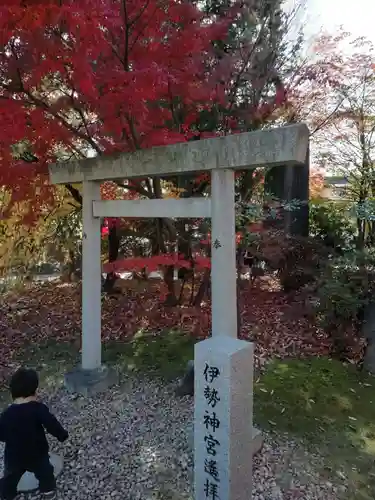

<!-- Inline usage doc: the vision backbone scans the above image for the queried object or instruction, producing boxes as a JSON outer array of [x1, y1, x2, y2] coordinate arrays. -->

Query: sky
[[300, 0, 375, 44]]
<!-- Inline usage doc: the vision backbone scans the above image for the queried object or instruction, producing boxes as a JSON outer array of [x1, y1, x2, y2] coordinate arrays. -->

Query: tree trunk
[[193, 268, 210, 306], [152, 177, 178, 305], [68, 250, 77, 280], [164, 265, 178, 306], [236, 270, 241, 337], [103, 225, 120, 292], [62, 248, 81, 282], [357, 218, 365, 250], [177, 219, 193, 281]]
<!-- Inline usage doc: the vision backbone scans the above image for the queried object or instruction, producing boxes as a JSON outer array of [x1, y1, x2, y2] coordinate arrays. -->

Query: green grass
[[12, 328, 195, 391], [254, 357, 375, 500], [103, 329, 195, 380]]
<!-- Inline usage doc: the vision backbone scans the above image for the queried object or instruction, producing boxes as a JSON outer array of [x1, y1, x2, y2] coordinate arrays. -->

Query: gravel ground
[[0, 377, 345, 499]]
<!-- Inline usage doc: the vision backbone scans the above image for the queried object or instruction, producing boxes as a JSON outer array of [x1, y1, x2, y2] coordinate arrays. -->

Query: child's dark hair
[[10, 368, 39, 399]]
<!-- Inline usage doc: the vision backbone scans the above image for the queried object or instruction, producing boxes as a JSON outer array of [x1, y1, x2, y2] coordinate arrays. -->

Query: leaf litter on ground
[[0, 276, 372, 499], [0, 275, 363, 384]]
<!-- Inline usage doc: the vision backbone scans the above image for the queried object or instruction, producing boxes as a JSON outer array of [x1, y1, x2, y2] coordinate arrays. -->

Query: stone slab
[[251, 426, 264, 455], [93, 198, 211, 219], [194, 337, 254, 500], [17, 453, 63, 493], [64, 365, 118, 396], [49, 124, 309, 184], [176, 359, 195, 397]]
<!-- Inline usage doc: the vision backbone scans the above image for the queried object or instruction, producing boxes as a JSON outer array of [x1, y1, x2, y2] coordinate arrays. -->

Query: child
[[0, 368, 68, 500]]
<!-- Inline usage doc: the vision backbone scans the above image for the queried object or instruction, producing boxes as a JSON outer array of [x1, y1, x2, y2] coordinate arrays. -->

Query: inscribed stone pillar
[[194, 337, 254, 500], [264, 151, 310, 237]]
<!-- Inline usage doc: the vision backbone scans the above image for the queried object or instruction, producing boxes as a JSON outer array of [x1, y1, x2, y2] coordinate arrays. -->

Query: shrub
[[315, 251, 375, 356], [245, 229, 330, 292], [310, 200, 356, 252]]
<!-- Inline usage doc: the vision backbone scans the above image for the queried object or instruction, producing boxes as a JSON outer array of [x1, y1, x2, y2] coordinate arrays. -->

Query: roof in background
[[324, 176, 349, 187]]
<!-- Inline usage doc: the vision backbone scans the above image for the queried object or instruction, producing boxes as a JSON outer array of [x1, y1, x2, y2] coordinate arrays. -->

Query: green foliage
[[0, 186, 81, 275], [354, 199, 375, 222], [236, 198, 305, 243], [310, 200, 356, 251], [315, 251, 375, 332], [277, 234, 329, 292], [0, 275, 29, 296], [304, 199, 375, 353], [52, 207, 82, 252]]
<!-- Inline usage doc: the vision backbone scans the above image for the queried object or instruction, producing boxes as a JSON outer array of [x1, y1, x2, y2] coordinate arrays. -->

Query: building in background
[[321, 176, 349, 200]]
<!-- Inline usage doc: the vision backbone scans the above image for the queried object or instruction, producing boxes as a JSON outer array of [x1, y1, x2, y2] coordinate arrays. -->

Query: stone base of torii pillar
[[17, 454, 63, 493], [64, 365, 119, 396]]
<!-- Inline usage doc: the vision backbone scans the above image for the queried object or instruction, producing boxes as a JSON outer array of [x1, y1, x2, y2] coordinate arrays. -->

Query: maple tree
[[0, 0, 294, 296], [300, 32, 375, 248], [281, 30, 349, 133], [278, 30, 375, 366], [0, 0, 220, 285], [0, 182, 82, 274], [267, 30, 375, 238], [309, 168, 325, 199], [282, 30, 375, 174], [259, 30, 347, 236], [0, 0, 227, 198]]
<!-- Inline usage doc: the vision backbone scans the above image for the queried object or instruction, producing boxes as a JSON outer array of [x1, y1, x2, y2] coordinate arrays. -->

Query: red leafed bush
[[103, 254, 211, 274], [245, 229, 329, 292]]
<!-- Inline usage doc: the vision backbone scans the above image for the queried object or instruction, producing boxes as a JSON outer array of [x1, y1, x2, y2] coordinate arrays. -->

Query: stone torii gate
[[49, 123, 309, 500]]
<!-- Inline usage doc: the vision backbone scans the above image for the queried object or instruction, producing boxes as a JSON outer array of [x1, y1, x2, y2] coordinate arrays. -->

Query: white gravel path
[[0, 377, 345, 499]]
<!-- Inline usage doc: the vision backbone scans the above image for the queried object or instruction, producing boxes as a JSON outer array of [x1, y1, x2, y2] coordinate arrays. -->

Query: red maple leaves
[[103, 253, 211, 274], [0, 0, 228, 219], [0, 0, 287, 223]]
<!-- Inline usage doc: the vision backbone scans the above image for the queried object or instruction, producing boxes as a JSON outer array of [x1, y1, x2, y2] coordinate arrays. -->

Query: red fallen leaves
[[0, 276, 363, 385]]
